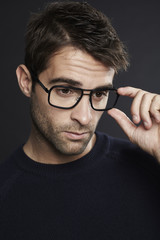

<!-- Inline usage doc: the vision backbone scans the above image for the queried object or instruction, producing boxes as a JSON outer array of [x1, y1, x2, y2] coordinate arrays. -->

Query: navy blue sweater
[[0, 132, 160, 239]]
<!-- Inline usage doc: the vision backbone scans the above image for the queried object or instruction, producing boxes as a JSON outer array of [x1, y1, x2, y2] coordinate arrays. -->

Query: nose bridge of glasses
[[76, 89, 92, 108], [82, 89, 92, 96]]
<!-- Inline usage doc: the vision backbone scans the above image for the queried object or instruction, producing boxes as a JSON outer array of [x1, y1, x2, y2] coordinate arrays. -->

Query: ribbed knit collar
[[13, 132, 110, 178]]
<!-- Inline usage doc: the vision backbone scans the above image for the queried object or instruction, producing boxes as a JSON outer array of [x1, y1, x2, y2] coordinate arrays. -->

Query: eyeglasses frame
[[31, 72, 119, 111]]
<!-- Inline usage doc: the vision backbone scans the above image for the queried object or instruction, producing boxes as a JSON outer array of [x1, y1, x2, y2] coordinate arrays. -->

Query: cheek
[[52, 109, 103, 125], [95, 111, 104, 122], [47, 108, 73, 127], [34, 92, 66, 122], [88, 111, 103, 128]]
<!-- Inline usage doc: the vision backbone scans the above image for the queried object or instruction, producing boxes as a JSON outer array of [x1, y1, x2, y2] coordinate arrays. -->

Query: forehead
[[42, 46, 115, 87]]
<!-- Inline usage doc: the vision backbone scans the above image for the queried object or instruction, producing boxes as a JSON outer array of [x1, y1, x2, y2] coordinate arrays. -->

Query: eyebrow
[[48, 78, 83, 87], [48, 77, 113, 89]]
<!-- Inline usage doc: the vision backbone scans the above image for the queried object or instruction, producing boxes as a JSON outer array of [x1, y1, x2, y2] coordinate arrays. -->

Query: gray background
[[1, 0, 160, 161]]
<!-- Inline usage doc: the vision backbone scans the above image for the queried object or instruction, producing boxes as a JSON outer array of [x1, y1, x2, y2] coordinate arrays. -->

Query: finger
[[139, 92, 154, 129], [107, 108, 136, 141], [149, 95, 160, 123], [117, 86, 141, 98], [118, 87, 145, 124], [118, 87, 156, 127], [130, 90, 146, 124]]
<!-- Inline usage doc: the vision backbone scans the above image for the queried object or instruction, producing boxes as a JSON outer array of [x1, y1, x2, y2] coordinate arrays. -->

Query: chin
[[53, 140, 90, 157]]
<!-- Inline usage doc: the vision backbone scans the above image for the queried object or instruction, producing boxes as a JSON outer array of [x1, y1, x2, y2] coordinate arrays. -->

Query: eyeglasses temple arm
[[36, 79, 49, 93], [30, 70, 49, 93]]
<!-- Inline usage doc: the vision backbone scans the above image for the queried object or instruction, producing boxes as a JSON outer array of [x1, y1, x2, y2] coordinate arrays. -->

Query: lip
[[64, 131, 88, 140]]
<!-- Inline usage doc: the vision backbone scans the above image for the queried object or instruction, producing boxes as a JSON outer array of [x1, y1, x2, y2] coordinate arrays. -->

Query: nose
[[70, 95, 92, 126]]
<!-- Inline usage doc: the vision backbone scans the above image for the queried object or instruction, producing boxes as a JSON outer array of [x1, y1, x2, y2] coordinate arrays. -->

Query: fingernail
[[143, 121, 149, 127]]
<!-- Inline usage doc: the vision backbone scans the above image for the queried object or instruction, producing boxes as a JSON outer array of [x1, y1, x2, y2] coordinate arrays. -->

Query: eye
[[55, 87, 74, 96], [95, 92, 104, 98], [92, 90, 108, 100]]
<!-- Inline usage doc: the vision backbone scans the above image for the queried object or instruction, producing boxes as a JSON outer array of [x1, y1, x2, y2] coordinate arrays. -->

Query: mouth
[[64, 131, 89, 140]]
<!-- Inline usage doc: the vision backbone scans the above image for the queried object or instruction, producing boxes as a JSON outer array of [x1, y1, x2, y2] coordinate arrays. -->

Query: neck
[[23, 126, 96, 165]]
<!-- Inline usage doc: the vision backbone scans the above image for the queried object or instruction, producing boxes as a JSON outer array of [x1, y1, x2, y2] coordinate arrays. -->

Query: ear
[[16, 64, 33, 97]]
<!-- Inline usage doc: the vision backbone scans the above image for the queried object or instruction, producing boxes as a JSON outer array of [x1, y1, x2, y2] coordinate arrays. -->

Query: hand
[[108, 86, 160, 162]]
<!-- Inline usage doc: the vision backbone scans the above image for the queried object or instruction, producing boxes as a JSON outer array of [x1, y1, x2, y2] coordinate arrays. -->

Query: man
[[0, 1, 160, 239]]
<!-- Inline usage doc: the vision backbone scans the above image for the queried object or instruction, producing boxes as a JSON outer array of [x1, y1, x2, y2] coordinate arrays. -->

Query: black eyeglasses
[[31, 73, 119, 111]]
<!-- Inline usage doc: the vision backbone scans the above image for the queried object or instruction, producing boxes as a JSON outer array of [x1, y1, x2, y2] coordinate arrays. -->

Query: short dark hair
[[25, 1, 129, 78]]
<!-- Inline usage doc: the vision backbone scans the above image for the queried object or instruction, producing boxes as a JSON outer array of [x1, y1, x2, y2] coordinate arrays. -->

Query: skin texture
[[16, 47, 115, 164], [17, 46, 160, 164]]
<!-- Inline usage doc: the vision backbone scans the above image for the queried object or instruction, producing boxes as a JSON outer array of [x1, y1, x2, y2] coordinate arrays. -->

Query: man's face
[[30, 46, 115, 160]]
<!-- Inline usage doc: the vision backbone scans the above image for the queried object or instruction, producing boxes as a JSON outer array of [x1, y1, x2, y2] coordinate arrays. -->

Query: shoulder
[[108, 134, 156, 163], [96, 131, 160, 178], [96, 131, 156, 161], [0, 147, 23, 191]]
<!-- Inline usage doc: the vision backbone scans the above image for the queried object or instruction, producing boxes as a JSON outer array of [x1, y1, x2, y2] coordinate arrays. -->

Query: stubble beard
[[30, 98, 96, 157]]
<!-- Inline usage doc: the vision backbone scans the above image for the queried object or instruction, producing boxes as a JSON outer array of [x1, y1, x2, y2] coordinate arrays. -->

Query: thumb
[[107, 108, 136, 141]]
